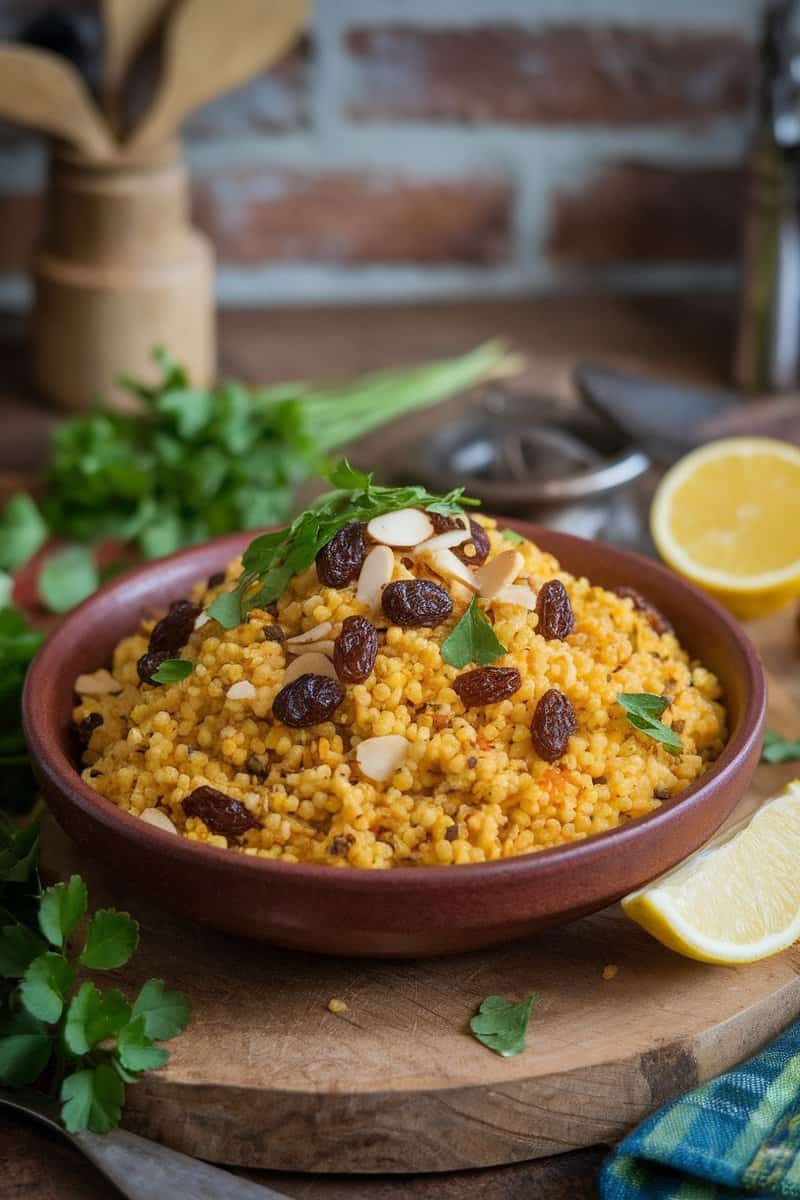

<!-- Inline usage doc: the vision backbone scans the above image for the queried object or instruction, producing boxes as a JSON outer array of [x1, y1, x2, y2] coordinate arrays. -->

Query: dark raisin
[[137, 648, 171, 685], [382, 579, 453, 627], [530, 689, 576, 762], [183, 786, 260, 836], [653, 786, 672, 801], [467, 756, 477, 768], [272, 673, 345, 728], [453, 667, 522, 707], [536, 579, 575, 640], [262, 625, 286, 643], [76, 711, 103, 751], [430, 513, 490, 567], [245, 753, 270, 780], [149, 599, 200, 654], [316, 522, 367, 589], [444, 823, 459, 842], [207, 571, 226, 589], [333, 615, 378, 683], [614, 586, 672, 636], [329, 833, 355, 856]]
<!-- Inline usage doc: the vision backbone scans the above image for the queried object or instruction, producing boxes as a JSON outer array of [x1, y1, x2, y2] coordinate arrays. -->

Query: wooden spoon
[[102, 0, 172, 122], [128, 0, 308, 152], [0, 46, 113, 158]]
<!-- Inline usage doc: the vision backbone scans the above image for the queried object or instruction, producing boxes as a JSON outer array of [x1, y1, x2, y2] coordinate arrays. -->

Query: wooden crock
[[32, 140, 215, 411]]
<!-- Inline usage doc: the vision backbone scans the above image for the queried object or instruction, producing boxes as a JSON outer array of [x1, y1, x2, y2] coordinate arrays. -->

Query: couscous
[[73, 469, 727, 868]]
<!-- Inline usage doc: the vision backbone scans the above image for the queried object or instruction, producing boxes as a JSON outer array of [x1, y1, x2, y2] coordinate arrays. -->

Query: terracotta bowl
[[23, 524, 766, 958]]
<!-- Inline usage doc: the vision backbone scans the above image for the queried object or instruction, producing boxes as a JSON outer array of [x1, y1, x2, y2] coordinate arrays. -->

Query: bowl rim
[[23, 524, 767, 894]]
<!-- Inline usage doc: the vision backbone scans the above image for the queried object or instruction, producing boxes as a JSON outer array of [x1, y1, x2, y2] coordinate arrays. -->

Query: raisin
[[614, 586, 672, 636], [245, 753, 270, 780], [262, 625, 286, 643], [329, 833, 355, 856], [137, 648, 171, 685], [536, 579, 575, 640], [530, 689, 576, 762], [272, 673, 345, 728], [453, 667, 521, 707], [333, 615, 379, 683], [444, 823, 459, 842], [430, 513, 490, 566], [76, 711, 103, 751], [316, 522, 367, 589], [207, 571, 226, 588], [183, 786, 260, 836], [382, 579, 453, 627], [149, 599, 200, 654]]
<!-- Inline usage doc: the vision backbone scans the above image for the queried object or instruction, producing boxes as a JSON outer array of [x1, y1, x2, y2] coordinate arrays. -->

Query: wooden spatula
[[102, 0, 172, 121], [128, 0, 308, 152], [0, 45, 113, 158]]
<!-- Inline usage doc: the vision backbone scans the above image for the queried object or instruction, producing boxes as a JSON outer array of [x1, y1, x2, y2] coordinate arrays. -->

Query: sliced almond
[[140, 808, 178, 835], [367, 508, 434, 547], [356, 734, 409, 782], [226, 680, 257, 700], [412, 528, 471, 556], [356, 544, 395, 611], [194, 611, 210, 630], [494, 584, 538, 610], [285, 621, 333, 648], [74, 668, 123, 696], [424, 547, 480, 592], [475, 550, 524, 600], [284, 651, 339, 684], [289, 639, 335, 659]]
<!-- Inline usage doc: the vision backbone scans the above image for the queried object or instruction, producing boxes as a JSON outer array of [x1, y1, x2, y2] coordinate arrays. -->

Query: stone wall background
[[0, 0, 760, 309]]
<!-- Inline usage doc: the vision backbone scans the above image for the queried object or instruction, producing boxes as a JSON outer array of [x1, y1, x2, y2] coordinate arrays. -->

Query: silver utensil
[[0, 1086, 288, 1200]]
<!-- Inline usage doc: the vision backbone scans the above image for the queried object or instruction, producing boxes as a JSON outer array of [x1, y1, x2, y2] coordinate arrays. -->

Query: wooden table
[[0, 293, 746, 1199]]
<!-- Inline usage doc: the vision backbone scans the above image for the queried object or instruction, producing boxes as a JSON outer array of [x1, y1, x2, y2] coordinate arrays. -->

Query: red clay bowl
[[23, 523, 766, 958]]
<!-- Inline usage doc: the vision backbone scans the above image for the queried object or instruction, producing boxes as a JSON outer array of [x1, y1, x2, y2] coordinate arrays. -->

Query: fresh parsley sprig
[[150, 659, 194, 684], [441, 597, 507, 668], [617, 693, 683, 756], [208, 459, 479, 629], [0, 817, 190, 1134], [761, 729, 800, 764], [470, 994, 537, 1057]]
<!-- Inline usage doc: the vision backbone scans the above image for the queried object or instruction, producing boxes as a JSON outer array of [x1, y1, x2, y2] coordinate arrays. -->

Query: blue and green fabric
[[600, 1019, 800, 1198]]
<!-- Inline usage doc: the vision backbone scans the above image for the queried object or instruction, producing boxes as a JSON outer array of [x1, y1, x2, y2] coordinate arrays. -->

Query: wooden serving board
[[40, 607, 800, 1175]]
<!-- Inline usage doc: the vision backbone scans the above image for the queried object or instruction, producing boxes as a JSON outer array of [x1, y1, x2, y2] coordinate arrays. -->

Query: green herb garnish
[[0, 821, 190, 1134], [761, 729, 800, 764], [0, 493, 48, 571], [150, 659, 194, 685], [38, 546, 99, 614], [441, 597, 507, 668], [208, 459, 478, 628], [470, 994, 537, 1057], [500, 528, 525, 545], [617, 693, 683, 756], [0, 608, 44, 813]]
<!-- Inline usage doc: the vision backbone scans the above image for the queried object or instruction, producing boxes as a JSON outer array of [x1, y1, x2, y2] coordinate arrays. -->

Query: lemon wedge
[[650, 437, 800, 617], [622, 781, 800, 963]]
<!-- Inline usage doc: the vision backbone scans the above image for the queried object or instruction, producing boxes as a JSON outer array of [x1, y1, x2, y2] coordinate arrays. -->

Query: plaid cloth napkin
[[600, 1019, 800, 1199]]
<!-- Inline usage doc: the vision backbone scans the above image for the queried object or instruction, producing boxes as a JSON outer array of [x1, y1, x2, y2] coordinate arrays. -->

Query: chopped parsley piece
[[470, 994, 537, 1057], [441, 597, 507, 668], [617, 692, 683, 756]]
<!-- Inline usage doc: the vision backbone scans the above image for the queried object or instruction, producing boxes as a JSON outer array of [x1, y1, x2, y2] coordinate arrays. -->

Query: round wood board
[[38, 610, 800, 1175]]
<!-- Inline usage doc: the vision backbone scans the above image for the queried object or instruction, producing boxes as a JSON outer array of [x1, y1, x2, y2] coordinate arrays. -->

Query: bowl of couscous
[[23, 473, 765, 956]]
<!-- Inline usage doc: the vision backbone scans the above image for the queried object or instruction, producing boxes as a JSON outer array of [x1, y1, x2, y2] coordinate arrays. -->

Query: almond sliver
[[424, 548, 480, 591], [284, 652, 338, 684], [288, 639, 335, 659], [367, 508, 434, 547], [226, 680, 257, 700], [140, 808, 178, 834], [412, 528, 471, 556], [475, 550, 524, 600], [285, 621, 333, 647], [494, 584, 538, 610], [356, 544, 395, 610], [356, 735, 409, 782]]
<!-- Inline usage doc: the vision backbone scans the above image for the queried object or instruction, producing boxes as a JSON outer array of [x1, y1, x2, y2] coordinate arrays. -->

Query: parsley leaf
[[61, 1064, 125, 1135], [132, 979, 191, 1040], [64, 982, 132, 1055], [150, 658, 194, 684], [20, 952, 75, 1023], [441, 597, 508, 668], [617, 693, 683, 756], [470, 994, 537, 1057], [79, 910, 139, 970], [117, 1014, 169, 1072], [38, 875, 88, 947], [0, 493, 48, 570], [761, 729, 800, 764], [500, 528, 525, 545], [38, 545, 99, 614], [0, 1010, 52, 1086], [210, 458, 479, 628]]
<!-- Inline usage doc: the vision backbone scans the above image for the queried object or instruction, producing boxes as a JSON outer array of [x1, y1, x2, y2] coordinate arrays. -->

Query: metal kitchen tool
[[577, 362, 800, 465], [0, 1086, 288, 1200]]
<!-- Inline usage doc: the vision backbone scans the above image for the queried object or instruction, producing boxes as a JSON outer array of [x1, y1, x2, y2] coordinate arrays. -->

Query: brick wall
[[0, 0, 759, 310]]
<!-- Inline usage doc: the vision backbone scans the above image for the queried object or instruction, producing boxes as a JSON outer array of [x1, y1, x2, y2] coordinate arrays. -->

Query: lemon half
[[622, 781, 800, 964], [650, 437, 800, 618]]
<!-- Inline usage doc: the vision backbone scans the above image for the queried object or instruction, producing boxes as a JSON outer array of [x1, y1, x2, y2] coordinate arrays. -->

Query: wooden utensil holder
[[32, 141, 215, 411]]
